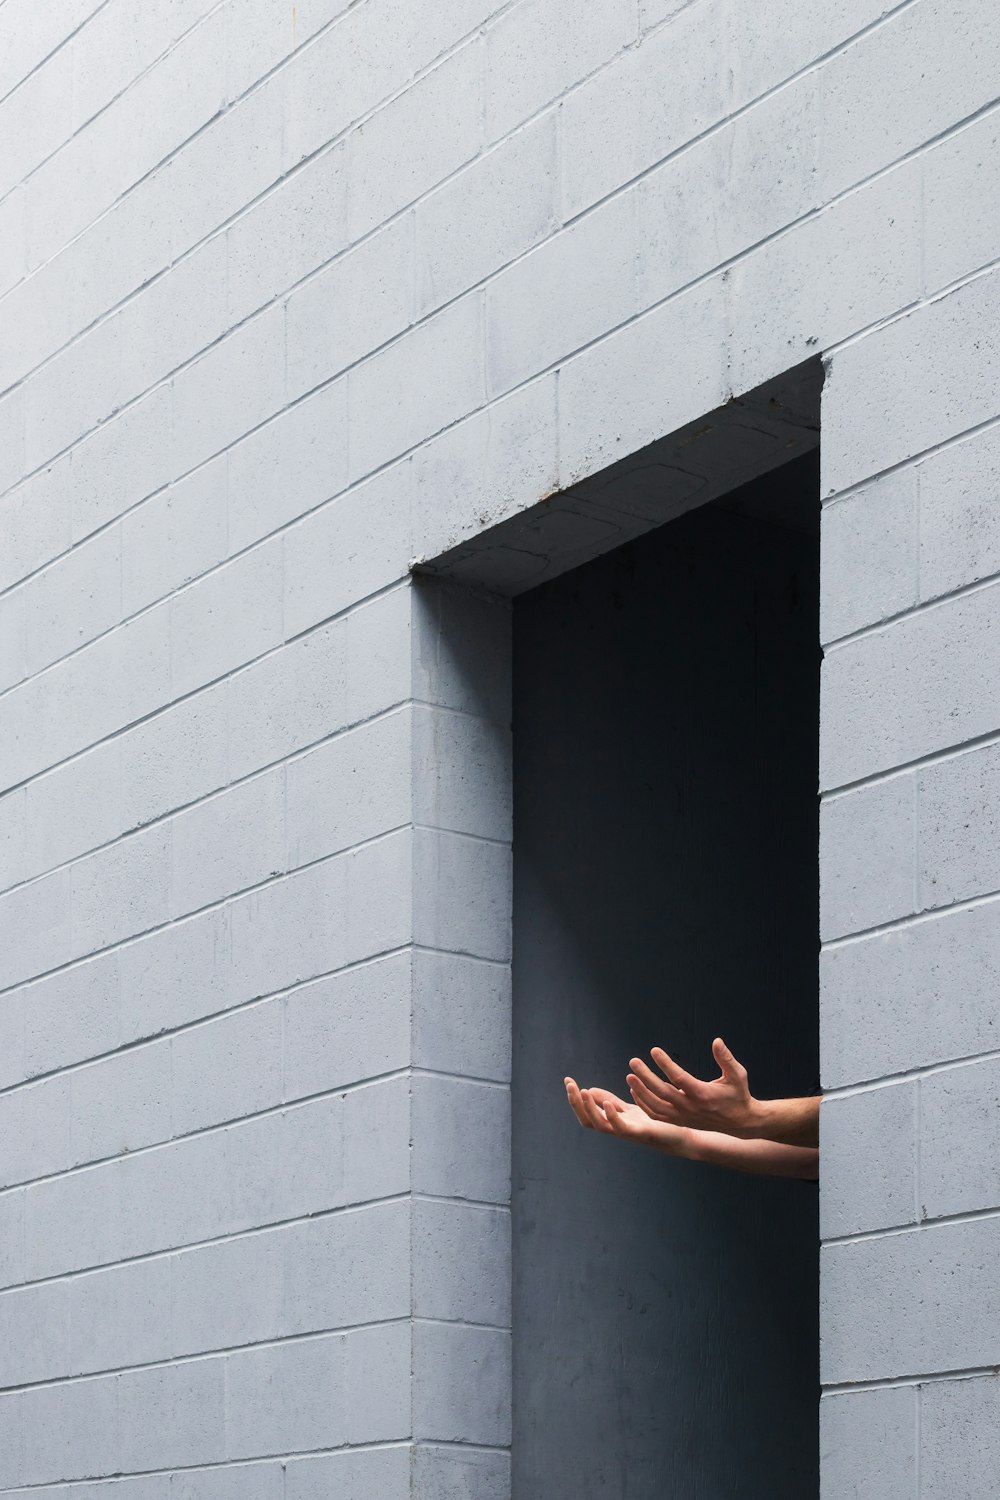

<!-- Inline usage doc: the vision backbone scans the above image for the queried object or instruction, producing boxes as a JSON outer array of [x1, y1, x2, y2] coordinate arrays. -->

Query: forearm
[[643, 1124, 818, 1179], [744, 1095, 820, 1148]]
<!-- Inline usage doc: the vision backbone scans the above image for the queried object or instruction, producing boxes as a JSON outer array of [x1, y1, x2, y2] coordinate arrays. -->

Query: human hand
[[564, 1076, 689, 1154], [626, 1038, 759, 1138]]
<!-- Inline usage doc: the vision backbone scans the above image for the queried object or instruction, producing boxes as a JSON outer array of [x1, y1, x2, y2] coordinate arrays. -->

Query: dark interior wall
[[511, 453, 820, 1498]]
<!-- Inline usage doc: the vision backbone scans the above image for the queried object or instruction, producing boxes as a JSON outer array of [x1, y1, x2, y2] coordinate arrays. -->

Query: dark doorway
[[511, 452, 820, 1497]]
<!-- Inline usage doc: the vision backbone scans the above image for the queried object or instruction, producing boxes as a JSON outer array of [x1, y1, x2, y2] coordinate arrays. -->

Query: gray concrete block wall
[[0, 0, 996, 1491]]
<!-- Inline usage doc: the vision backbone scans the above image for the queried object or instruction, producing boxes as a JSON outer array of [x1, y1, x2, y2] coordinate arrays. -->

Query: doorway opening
[[510, 451, 820, 1496]]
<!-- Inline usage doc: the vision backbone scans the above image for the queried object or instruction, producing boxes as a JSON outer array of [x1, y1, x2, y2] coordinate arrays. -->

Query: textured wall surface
[[0, 0, 996, 1493]]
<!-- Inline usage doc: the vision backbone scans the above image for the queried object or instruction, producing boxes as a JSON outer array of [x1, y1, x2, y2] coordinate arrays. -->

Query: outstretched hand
[[564, 1077, 655, 1140], [627, 1037, 757, 1137]]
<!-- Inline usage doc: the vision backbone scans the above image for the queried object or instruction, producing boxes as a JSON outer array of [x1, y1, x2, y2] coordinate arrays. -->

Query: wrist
[[739, 1097, 770, 1139]]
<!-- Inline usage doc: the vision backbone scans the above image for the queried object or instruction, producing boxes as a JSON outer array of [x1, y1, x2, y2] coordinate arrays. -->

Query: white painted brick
[[68, 1254, 172, 1375], [640, 0, 695, 30], [227, 855, 347, 1004], [71, 172, 174, 335], [0, 480, 64, 610], [169, 75, 285, 253], [558, 49, 640, 219], [70, 1040, 172, 1165], [24, 951, 121, 1080], [347, 41, 484, 242], [416, 114, 558, 316], [819, 1083, 917, 1238], [228, 146, 348, 325], [0, 1073, 71, 1189], [820, 469, 918, 642], [0, 1279, 69, 1387], [72, 0, 221, 130], [0, 387, 26, 501], [823, 266, 1000, 497], [486, 193, 637, 396], [171, 768, 285, 915], [918, 742, 1000, 911], [224, 0, 351, 101], [486, 0, 634, 143], [0, 244, 74, 394], [171, 999, 283, 1136], [918, 426, 1000, 602], [0, 0, 104, 99], [225, 1094, 347, 1234], [227, 620, 347, 783], [24, 524, 122, 676], [349, 293, 485, 480], [119, 234, 228, 401], [225, 1334, 346, 1458], [117, 1126, 230, 1260], [413, 703, 512, 842], [68, 385, 173, 543], [412, 1321, 511, 1444], [0, 1187, 25, 1290], [820, 1388, 916, 1500], [71, 823, 171, 955], [286, 216, 413, 403], [922, 1056, 1000, 1220], [344, 585, 413, 725], [0, 789, 26, 894], [19, 1371, 119, 1486], [345, 1320, 410, 1442], [282, 1201, 410, 1334], [286, 1448, 409, 1500], [122, 458, 227, 617], [120, 682, 228, 830], [172, 1460, 282, 1500], [24, 315, 122, 473], [413, 1197, 510, 1325], [24, 1158, 124, 1281], [343, 1074, 411, 1203], [171, 305, 286, 476], [0, 869, 73, 991], [119, 1359, 225, 1473], [412, 1073, 510, 1202], [0, 43, 74, 201], [170, 538, 284, 699], [284, 463, 411, 638], [820, 580, 1000, 789], [411, 579, 511, 724], [0, 184, 26, 299], [924, 113, 1000, 294], [921, 1374, 1000, 1500], [171, 1227, 285, 1356], [412, 374, 559, 562], [820, 776, 914, 940], [283, 952, 411, 1101], [344, 826, 413, 962], [411, 949, 510, 1082], [413, 1446, 511, 1499], [558, 276, 727, 488], [227, 382, 349, 554], [285, 708, 409, 870], [118, 905, 230, 1043]]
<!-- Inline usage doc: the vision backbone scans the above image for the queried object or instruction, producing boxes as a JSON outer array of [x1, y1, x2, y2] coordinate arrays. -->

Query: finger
[[580, 1088, 614, 1134], [712, 1037, 747, 1082], [629, 1055, 683, 1100], [628, 1073, 678, 1120], [603, 1098, 631, 1136], [564, 1077, 591, 1129], [648, 1046, 702, 1094], [588, 1086, 630, 1112]]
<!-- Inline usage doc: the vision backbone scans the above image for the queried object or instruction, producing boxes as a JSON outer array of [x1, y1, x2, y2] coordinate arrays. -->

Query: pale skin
[[564, 1038, 820, 1180]]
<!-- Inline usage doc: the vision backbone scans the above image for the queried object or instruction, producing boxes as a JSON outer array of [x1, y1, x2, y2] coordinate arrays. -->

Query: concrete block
[[349, 294, 484, 481], [820, 775, 915, 940], [172, 1228, 285, 1357], [24, 1159, 124, 1280], [224, 1333, 345, 1458], [411, 1073, 510, 1203], [172, 305, 286, 477], [558, 276, 727, 489], [821, 1217, 1000, 1384], [120, 681, 229, 831], [171, 1000, 283, 1136], [117, 1126, 230, 1260], [122, 458, 228, 617], [343, 1075, 411, 1204], [71, 824, 171, 955], [0, 1073, 70, 1188], [286, 709, 409, 869], [0, 588, 26, 695], [227, 145, 348, 324], [416, 112, 558, 316], [823, 268, 1000, 497], [0, 43, 73, 201], [283, 462, 412, 640], [69, 172, 172, 336], [171, 1459, 283, 1500], [486, 0, 634, 143], [413, 704, 512, 843], [0, 388, 26, 504], [727, 0, 896, 106], [413, 1198, 511, 1326], [68, 386, 173, 543], [285, 215, 413, 402], [921, 1373, 1000, 1500], [119, 234, 229, 403], [486, 192, 637, 397], [20, 1372, 119, 1485], [413, 1446, 511, 1498], [411, 949, 510, 1082], [23, 529, 120, 677], [0, 988, 25, 1095], [228, 854, 347, 1005], [24, 316, 122, 474], [0, 1279, 69, 1387], [822, 898, 1000, 1087], [412, 374, 558, 563], [821, 582, 1000, 790], [24, 951, 121, 1079], [224, 0, 350, 99], [0, 1388, 22, 1487], [283, 1202, 410, 1335], [819, 1083, 917, 1239], [227, 381, 349, 554], [344, 827, 413, 964], [919, 742, 1000, 911], [0, 0, 103, 101], [0, 788, 26, 894], [344, 585, 413, 726], [286, 1448, 409, 1500], [0, 867, 73, 992], [412, 1321, 511, 1445], [171, 768, 286, 916], [0, 462, 70, 598], [119, 1358, 225, 1472], [924, 112, 1000, 294], [413, 827, 512, 963], [412, 581, 511, 728], [922, 1056, 1000, 1220], [917, 425, 1000, 602], [283, 952, 411, 1101], [820, 469, 918, 643], [819, 1387, 916, 1500], [227, 620, 348, 782], [0, 1187, 25, 1290], [25, 741, 122, 885], [0, 185, 25, 299], [345, 1319, 411, 1442], [730, 160, 922, 399], [70, 1040, 171, 1165], [170, 538, 284, 699], [347, 41, 483, 242], [71, 0, 221, 132], [225, 1094, 346, 1233], [118, 904, 230, 1044], [68, 1254, 172, 1375]]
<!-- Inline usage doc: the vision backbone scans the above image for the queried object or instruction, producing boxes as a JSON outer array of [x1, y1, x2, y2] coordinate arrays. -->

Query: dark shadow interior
[[511, 451, 820, 1498]]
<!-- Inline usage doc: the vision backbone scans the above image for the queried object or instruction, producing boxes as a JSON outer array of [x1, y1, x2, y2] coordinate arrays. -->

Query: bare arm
[[626, 1039, 821, 1148], [565, 1078, 819, 1180]]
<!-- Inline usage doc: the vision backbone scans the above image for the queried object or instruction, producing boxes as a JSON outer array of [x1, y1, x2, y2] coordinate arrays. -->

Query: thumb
[[712, 1036, 743, 1080]]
